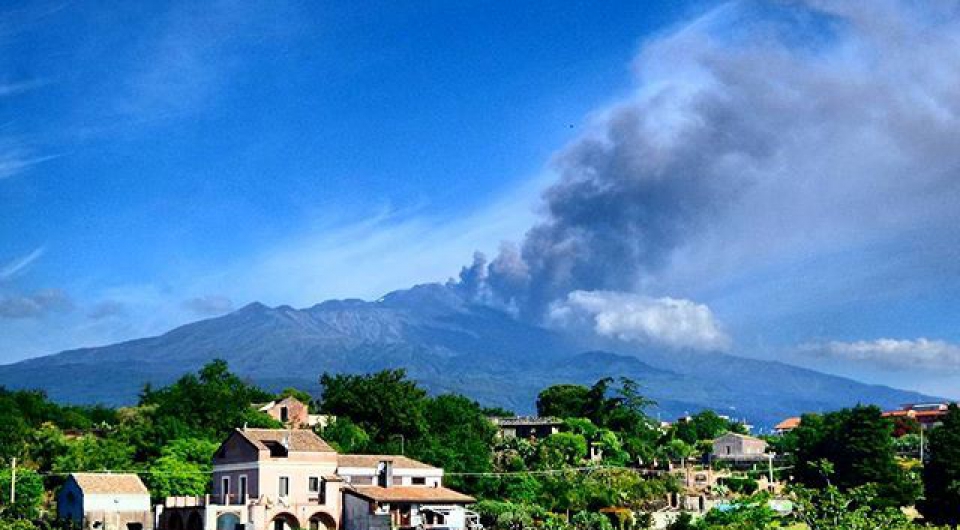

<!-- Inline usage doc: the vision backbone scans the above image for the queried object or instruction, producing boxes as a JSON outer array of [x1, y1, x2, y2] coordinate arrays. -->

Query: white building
[[58, 473, 153, 530]]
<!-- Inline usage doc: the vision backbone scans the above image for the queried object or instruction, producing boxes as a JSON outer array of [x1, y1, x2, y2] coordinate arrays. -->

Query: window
[[309, 477, 320, 493], [222, 477, 231, 499], [319, 478, 327, 505], [239, 476, 248, 501], [411, 477, 426, 485], [280, 406, 289, 423], [279, 476, 290, 497]]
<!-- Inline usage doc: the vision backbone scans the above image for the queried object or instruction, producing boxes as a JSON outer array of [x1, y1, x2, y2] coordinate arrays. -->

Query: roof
[[70, 473, 149, 495], [714, 432, 766, 444], [347, 486, 474, 503], [490, 416, 563, 427], [237, 428, 335, 453], [883, 409, 947, 420], [337, 454, 438, 470], [775, 417, 801, 430]]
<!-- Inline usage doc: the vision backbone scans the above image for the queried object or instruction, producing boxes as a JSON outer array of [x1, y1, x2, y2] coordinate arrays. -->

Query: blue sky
[[2, 0, 960, 397]]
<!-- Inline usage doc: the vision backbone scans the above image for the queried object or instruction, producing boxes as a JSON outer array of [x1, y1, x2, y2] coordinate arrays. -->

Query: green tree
[[920, 404, 960, 526], [0, 468, 44, 519], [792, 405, 918, 507], [538, 385, 591, 419], [539, 432, 588, 469], [139, 360, 279, 443], [319, 369, 428, 444], [53, 435, 135, 473], [417, 394, 496, 490], [792, 483, 922, 530], [321, 418, 370, 454], [144, 456, 208, 501]]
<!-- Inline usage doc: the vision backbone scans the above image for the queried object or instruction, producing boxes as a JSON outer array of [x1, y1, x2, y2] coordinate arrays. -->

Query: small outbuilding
[[57, 473, 153, 530], [711, 433, 769, 461]]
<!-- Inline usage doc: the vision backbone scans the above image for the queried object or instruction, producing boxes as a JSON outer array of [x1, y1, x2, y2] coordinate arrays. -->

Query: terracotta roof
[[70, 473, 149, 495], [337, 454, 438, 470], [347, 486, 474, 503], [775, 417, 801, 430], [238, 428, 335, 453]]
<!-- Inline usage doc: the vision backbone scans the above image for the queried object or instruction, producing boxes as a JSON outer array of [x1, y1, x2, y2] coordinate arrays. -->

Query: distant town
[[1, 361, 958, 530]]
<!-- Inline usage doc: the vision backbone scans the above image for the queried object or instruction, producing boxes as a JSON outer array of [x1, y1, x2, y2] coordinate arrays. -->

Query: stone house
[[255, 397, 333, 430], [711, 433, 769, 461], [57, 473, 153, 530]]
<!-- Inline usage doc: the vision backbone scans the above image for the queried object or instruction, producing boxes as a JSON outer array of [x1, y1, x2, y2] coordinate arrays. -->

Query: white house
[[58, 473, 153, 530]]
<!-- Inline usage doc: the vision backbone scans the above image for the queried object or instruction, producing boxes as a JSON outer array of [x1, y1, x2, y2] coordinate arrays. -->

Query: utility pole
[[9, 458, 16, 505]]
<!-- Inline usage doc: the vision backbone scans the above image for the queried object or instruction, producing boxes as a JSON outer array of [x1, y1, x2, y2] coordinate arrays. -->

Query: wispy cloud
[[0, 288, 72, 319], [0, 144, 57, 179], [800, 338, 960, 374], [182, 295, 233, 316], [0, 247, 45, 281], [0, 78, 49, 97]]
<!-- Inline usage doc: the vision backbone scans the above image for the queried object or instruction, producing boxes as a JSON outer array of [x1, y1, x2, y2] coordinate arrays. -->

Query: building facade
[[490, 416, 562, 440], [711, 433, 769, 461], [58, 473, 153, 530], [161, 428, 476, 530]]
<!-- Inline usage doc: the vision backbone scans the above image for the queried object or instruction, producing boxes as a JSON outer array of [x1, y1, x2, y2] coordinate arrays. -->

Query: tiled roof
[[347, 486, 474, 503], [238, 428, 335, 453], [70, 473, 149, 495], [775, 417, 801, 430], [715, 432, 765, 443], [337, 454, 438, 470]]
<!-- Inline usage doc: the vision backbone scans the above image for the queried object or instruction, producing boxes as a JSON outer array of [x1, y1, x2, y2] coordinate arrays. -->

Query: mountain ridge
[[0, 283, 935, 427]]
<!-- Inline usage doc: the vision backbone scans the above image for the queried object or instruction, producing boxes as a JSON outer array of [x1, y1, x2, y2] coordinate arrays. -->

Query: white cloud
[[0, 144, 57, 179], [802, 338, 960, 373], [0, 247, 44, 281], [549, 290, 730, 351]]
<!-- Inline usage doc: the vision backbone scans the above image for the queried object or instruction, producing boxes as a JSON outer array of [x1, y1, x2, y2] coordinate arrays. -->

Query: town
[[1, 362, 958, 530]]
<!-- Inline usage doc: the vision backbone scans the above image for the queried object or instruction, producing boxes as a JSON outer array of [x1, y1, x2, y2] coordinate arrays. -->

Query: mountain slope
[[0, 283, 935, 427]]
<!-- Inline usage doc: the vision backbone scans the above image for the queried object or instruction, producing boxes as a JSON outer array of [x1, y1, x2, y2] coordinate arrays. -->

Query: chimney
[[377, 460, 394, 488]]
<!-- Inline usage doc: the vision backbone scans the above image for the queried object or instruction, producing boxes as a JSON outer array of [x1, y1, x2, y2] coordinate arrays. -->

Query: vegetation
[[0, 361, 958, 530]]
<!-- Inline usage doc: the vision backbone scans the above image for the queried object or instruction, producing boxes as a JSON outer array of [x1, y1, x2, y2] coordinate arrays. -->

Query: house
[[161, 428, 477, 530], [489, 416, 562, 439], [883, 403, 951, 430], [711, 433, 769, 461], [773, 417, 800, 435], [254, 397, 334, 429], [58, 473, 153, 530]]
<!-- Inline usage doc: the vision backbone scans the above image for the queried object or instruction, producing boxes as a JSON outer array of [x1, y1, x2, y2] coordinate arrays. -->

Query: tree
[[417, 394, 496, 490], [53, 434, 136, 473], [321, 418, 370, 454], [139, 360, 279, 443], [792, 405, 918, 507], [319, 369, 428, 444], [144, 456, 208, 501], [538, 385, 591, 419], [920, 404, 960, 526], [539, 433, 588, 469], [792, 483, 924, 530], [0, 468, 44, 519]]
